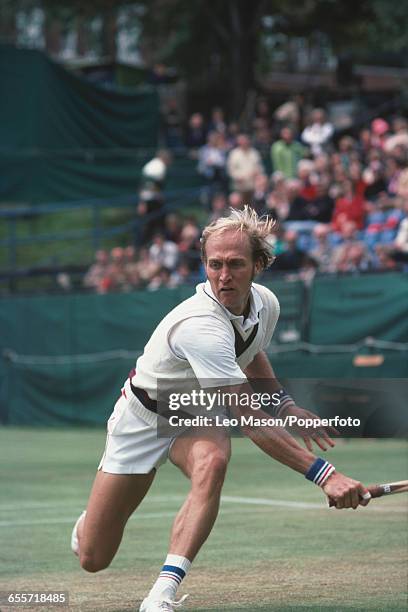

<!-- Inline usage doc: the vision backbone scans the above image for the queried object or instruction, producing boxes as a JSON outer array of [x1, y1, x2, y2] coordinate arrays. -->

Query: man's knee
[[191, 449, 230, 491], [79, 551, 111, 573]]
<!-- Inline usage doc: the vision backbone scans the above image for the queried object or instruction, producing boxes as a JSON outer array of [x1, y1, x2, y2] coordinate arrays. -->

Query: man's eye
[[210, 262, 221, 269]]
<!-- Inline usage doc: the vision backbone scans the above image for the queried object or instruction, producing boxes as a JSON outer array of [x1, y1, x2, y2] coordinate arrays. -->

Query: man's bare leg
[[142, 428, 230, 608], [168, 428, 231, 560], [77, 469, 155, 572]]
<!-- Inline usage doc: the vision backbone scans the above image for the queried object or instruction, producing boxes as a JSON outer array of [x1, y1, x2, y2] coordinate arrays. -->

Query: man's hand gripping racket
[[327, 479, 408, 509]]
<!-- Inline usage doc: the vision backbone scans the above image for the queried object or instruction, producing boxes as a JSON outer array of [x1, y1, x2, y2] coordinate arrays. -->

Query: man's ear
[[254, 259, 262, 276]]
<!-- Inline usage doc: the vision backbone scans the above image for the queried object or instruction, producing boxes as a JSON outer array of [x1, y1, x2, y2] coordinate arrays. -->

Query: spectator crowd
[[84, 99, 408, 293]]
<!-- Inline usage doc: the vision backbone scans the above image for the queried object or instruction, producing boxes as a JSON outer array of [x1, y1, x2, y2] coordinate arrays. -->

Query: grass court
[[0, 429, 407, 611]]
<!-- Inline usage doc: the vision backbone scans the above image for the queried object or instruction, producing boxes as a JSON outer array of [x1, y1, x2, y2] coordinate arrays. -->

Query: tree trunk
[[76, 15, 88, 57], [101, 9, 117, 59], [0, 8, 17, 44], [227, 0, 258, 120], [44, 16, 61, 56]]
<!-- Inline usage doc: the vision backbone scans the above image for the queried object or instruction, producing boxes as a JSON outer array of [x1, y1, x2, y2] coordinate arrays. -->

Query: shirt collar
[[202, 280, 263, 331]]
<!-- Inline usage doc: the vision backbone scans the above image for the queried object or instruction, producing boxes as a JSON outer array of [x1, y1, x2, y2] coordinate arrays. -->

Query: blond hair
[[201, 206, 276, 270]]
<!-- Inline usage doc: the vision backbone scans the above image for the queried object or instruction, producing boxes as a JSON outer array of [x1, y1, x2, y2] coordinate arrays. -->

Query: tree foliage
[[3, 0, 408, 115]]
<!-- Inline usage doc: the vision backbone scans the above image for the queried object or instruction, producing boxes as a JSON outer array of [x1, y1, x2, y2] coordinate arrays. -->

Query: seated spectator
[[178, 219, 202, 271], [273, 94, 305, 133], [198, 131, 228, 196], [252, 117, 271, 155], [286, 179, 309, 221], [385, 117, 408, 153], [226, 121, 239, 149], [330, 221, 363, 271], [147, 267, 172, 291], [370, 118, 390, 150], [386, 157, 405, 196], [332, 179, 365, 232], [255, 97, 271, 127], [186, 112, 207, 151], [298, 255, 319, 286], [216, 130, 230, 153], [208, 107, 227, 135], [302, 179, 334, 223], [228, 191, 244, 210], [168, 260, 195, 288], [310, 224, 333, 272], [83, 249, 109, 292], [349, 160, 367, 197], [358, 127, 372, 161], [301, 108, 334, 156], [338, 135, 357, 169], [314, 153, 331, 179], [363, 164, 387, 201], [374, 245, 399, 271], [329, 160, 348, 200], [123, 246, 141, 291], [227, 133, 263, 203], [252, 174, 270, 214], [149, 233, 179, 271], [396, 165, 408, 199], [375, 200, 408, 265], [332, 241, 373, 273], [297, 159, 317, 200], [273, 230, 306, 271], [209, 193, 228, 222], [264, 172, 289, 221], [136, 247, 161, 285], [163, 213, 182, 244], [99, 247, 128, 293], [271, 126, 306, 178]]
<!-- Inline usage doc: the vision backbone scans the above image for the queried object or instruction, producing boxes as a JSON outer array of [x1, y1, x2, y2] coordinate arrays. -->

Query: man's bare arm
[[244, 350, 338, 451], [228, 382, 369, 508]]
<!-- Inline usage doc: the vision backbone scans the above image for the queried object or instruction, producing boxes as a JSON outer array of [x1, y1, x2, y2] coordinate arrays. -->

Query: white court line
[[221, 495, 407, 514], [0, 495, 405, 526], [0, 495, 188, 512], [0, 511, 180, 527], [0, 506, 261, 528], [0, 495, 324, 513], [222, 495, 323, 509]]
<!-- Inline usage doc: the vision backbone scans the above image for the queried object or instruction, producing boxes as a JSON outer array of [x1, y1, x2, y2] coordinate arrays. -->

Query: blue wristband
[[305, 458, 335, 487], [275, 388, 295, 416]]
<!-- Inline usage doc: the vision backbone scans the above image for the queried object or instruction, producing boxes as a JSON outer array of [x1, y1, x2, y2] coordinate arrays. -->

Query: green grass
[[0, 429, 407, 611], [0, 203, 205, 293], [0, 206, 136, 292], [0, 207, 135, 270]]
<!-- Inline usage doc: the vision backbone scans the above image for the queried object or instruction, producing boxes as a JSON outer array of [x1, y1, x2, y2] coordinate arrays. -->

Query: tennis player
[[71, 207, 371, 611]]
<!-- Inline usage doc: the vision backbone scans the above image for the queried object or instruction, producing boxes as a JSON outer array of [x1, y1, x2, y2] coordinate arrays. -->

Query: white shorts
[[98, 383, 175, 474]]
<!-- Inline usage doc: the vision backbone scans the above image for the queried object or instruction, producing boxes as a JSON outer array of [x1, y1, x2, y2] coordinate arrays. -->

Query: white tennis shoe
[[70, 510, 86, 556], [139, 594, 188, 611]]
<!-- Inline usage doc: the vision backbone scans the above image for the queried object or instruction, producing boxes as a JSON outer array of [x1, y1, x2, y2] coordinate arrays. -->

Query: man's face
[[205, 230, 261, 315], [237, 135, 250, 149], [281, 128, 293, 143]]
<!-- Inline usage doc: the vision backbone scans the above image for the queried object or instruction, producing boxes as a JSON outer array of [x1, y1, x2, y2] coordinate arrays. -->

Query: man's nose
[[219, 264, 232, 281]]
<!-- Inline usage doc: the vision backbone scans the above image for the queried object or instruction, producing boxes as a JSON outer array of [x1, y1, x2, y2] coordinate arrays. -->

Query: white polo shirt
[[169, 281, 273, 381]]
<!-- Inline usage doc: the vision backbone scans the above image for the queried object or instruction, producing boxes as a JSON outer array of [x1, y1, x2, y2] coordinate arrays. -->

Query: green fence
[[0, 274, 407, 426], [0, 45, 159, 203], [309, 273, 408, 343]]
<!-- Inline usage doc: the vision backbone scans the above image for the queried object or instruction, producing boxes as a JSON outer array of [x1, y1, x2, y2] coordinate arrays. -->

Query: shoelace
[[158, 594, 189, 610]]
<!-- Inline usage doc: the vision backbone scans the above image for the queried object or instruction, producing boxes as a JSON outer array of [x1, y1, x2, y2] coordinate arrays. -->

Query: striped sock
[[148, 554, 191, 601]]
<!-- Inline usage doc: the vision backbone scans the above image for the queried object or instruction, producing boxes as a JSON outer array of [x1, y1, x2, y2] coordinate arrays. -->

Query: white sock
[[71, 510, 86, 555], [148, 554, 191, 601]]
